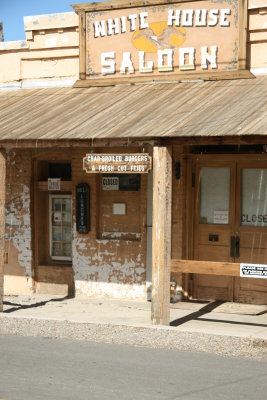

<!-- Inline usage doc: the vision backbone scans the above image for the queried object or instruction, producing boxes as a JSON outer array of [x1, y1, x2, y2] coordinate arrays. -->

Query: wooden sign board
[[73, 0, 250, 87], [83, 153, 152, 173]]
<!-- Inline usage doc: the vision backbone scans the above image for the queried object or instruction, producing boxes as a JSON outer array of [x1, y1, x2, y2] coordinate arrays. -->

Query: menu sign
[[76, 183, 90, 233], [73, 0, 248, 85], [83, 153, 152, 174]]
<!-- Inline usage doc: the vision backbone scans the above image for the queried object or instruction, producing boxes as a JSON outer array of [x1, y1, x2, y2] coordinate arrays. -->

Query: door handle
[[230, 236, 240, 258], [235, 236, 240, 258], [230, 236, 236, 258]]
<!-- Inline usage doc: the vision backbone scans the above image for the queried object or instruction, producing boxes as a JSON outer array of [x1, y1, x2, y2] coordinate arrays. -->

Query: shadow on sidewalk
[[170, 300, 224, 326], [170, 300, 267, 328], [3, 296, 69, 313]]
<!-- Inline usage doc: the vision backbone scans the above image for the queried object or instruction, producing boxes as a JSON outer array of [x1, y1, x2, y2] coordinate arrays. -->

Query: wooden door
[[193, 160, 236, 301], [193, 157, 267, 304], [234, 162, 267, 304]]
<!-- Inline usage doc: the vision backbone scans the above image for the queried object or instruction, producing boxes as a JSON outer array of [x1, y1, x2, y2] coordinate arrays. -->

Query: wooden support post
[[151, 146, 172, 325], [0, 150, 6, 312]]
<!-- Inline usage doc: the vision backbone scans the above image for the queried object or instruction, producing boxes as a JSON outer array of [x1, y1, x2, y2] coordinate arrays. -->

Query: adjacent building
[[0, 22, 4, 42]]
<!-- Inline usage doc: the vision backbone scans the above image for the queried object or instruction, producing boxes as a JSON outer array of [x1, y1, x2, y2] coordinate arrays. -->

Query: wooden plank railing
[[171, 259, 240, 277]]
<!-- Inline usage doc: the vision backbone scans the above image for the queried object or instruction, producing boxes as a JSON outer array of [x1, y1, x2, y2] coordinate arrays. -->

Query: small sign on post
[[83, 153, 152, 174]]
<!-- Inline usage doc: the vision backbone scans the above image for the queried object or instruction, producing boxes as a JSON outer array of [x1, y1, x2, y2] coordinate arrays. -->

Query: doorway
[[193, 155, 267, 304]]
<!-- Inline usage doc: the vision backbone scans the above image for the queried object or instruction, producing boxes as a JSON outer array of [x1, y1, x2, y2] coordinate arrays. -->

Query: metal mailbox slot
[[208, 234, 219, 242]]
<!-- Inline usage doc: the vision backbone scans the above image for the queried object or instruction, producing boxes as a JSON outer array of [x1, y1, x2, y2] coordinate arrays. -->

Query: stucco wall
[[248, 1, 267, 75], [0, 5, 266, 87], [0, 12, 79, 86]]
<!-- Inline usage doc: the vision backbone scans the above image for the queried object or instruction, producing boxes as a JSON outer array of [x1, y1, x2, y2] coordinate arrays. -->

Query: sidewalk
[[1, 294, 267, 359], [2, 294, 267, 340]]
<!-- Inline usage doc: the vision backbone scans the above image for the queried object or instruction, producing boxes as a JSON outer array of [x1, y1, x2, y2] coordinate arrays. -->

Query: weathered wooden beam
[[171, 259, 240, 277], [73, 70, 254, 88], [0, 139, 158, 149], [151, 146, 172, 325], [0, 150, 6, 312], [160, 135, 267, 146], [72, 0, 214, 13], [1, 135, 267, 150]]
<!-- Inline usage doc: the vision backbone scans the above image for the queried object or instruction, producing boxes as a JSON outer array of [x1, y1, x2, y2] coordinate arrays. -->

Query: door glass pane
[[51, 196, 72, 259], [199, 168, 230, 224], [241, 169, 267, 227]]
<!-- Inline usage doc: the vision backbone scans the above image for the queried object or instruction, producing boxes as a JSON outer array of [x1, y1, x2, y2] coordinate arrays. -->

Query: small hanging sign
[[83, 153, 152, 174], [76, 183, 90, 234], [102, 177, 119, 190]]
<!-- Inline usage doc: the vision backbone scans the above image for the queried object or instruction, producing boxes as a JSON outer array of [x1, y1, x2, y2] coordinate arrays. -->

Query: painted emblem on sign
[[132, 22, 186, 53]]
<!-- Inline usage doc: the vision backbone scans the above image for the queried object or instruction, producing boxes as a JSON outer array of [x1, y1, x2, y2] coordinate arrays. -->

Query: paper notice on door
[[213, 210, 229, 224]]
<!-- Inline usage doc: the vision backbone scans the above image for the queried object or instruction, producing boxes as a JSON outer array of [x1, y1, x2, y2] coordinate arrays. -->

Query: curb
[[0, 316, 267, 360]]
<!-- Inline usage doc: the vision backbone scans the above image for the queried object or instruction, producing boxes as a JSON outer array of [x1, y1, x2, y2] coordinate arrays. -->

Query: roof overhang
[[0, 76, 266, 145]]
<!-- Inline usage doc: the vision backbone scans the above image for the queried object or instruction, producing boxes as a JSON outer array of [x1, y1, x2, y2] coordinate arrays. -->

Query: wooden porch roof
[[0, 76, 266, 142]]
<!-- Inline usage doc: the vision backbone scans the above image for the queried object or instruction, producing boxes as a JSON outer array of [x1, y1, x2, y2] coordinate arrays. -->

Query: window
[[98, 174, 142, 240], [199, 167, 230, 224], [50, 195, 72, 261], [48, 163, 72, 180], [241, 168, 267, 227], [37, 161, 72, 181]]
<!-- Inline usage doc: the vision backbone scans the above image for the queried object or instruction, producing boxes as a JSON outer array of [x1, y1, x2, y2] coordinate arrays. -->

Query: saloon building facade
[[0, 0, 267, 323]]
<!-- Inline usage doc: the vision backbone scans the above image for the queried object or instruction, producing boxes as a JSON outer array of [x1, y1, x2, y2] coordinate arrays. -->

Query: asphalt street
[[0, 334, 266, 400]]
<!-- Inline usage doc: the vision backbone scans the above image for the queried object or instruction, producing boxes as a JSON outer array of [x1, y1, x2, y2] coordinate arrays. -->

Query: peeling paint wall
[[73, 225, 146, 299], [4, 148, 148, 300], [72, 149, 147, 300], [4, 149, 34, 295], [2, 146, 188, 301]]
